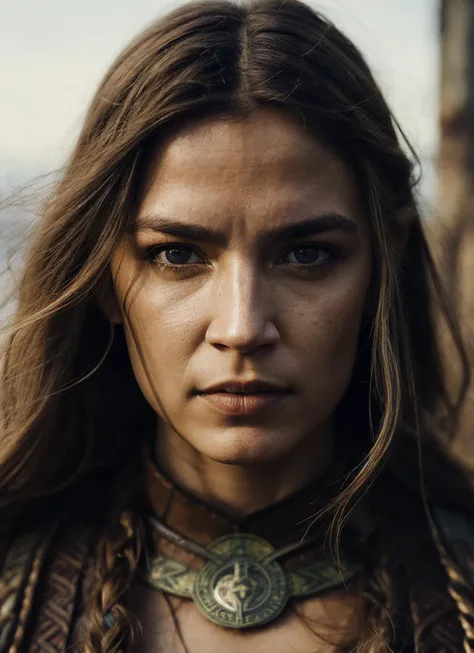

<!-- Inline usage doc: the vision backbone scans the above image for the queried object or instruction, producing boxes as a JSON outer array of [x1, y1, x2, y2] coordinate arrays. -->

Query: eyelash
[[142, 243, 341, 276]]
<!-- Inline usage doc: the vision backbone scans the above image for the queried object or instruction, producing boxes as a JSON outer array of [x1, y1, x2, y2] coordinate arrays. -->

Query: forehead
[[139, 110, 364, 230]]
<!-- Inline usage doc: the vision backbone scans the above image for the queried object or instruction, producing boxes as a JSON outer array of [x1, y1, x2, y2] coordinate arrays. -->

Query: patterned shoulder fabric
[[0, 523, 95, 653], [434, 508, 474, 588], [403, 521, 465, 652], [0, 526, 57, 653], [28, 526, 95, 653], [432, 507, 474, 650]]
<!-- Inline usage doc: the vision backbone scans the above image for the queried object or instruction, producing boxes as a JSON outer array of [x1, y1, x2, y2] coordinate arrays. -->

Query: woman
[[0, 0, 473, 651]]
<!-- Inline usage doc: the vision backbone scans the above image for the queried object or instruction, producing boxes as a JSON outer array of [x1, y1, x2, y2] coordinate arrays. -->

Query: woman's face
[[110, 109, 372, 467]]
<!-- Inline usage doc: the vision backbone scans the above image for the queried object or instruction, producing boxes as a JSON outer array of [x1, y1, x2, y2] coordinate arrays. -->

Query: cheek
[[288, 273, 370, 390], [117, 284, 201, 415]]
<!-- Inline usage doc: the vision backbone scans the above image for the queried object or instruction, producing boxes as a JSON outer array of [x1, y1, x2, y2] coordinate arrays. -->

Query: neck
[[155, 420, 334, 516]]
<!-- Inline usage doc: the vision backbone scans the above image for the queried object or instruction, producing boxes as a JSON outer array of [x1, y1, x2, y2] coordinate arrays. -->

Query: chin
[[194, 426, 299, 465]]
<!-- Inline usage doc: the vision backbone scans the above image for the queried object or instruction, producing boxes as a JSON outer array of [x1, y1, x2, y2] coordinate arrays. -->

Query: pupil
[[165, 248, 191, 264], [294, 247, 319, 264]]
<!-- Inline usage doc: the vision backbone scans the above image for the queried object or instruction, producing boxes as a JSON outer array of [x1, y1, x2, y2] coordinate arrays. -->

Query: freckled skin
[[109, 108, 372, 511], [107, 109, 373, 652]]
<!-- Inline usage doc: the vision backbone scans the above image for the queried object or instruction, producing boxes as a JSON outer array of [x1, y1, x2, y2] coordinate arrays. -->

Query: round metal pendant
[[193, 533, 289, 629]]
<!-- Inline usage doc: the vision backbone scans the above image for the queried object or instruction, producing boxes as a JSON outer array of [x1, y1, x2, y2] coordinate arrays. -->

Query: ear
[[395, 205, 415, 253], [362, 279, 377, 322], [361, 206, 415, 322], [96, 271, 123, 325]]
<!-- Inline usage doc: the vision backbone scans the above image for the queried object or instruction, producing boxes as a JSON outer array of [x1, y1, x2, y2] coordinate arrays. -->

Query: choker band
[[140, 455, 370, 629]]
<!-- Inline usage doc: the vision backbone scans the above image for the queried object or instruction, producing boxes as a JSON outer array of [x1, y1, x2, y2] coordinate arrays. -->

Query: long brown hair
[[1, 0, 472, 651]]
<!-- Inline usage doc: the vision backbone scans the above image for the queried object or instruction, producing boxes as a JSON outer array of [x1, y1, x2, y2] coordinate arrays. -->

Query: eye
[[145, 245, 202, 266], [283, 245, 333, 266]]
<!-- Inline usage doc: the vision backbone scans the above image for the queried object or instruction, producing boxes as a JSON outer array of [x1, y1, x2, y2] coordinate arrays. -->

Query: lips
[[198, 391, 289, 416], [199, 380, 291, 395], [196, 379, 292, 416]]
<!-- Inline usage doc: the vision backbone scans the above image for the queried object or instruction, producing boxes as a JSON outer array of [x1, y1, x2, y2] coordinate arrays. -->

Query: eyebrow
[[132, 212, 358, 246]]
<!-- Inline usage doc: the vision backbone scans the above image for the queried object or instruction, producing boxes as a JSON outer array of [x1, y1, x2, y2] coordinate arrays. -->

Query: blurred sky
[[0, 0, 440, 201]]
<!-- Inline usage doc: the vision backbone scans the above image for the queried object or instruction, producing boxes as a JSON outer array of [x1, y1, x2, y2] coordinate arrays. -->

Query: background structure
[[438, 0, 474, 460]]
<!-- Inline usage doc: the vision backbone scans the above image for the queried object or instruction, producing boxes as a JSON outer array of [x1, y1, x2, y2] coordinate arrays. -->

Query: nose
[[205, 259, 280, 353]]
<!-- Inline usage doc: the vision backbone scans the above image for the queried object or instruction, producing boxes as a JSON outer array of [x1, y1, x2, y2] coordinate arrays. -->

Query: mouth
[[199, 380, 292, 394], [196, 389, 292, 416]]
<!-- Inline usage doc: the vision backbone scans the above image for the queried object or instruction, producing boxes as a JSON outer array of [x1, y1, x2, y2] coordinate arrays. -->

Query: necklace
[[140, 455, 371, 629], [142, 517, 363, 629]]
